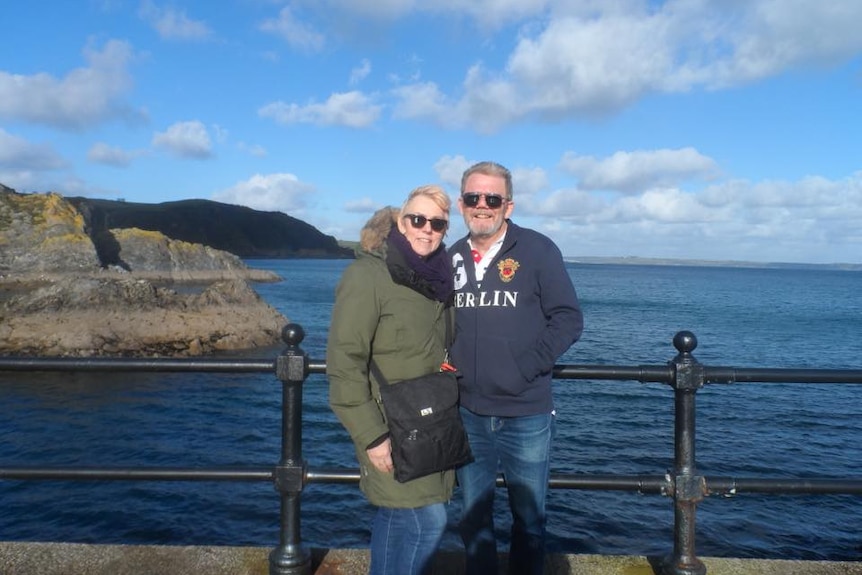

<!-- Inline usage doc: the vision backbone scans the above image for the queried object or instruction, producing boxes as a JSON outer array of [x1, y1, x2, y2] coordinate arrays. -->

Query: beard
[[467, 216, 504, 239]]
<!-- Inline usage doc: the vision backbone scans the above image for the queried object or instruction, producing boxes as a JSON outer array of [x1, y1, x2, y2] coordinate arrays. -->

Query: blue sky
[[1, 1, 861, 264]]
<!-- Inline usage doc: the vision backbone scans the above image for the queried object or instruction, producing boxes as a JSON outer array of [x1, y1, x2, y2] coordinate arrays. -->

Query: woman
[[326, 184, 456, 575]]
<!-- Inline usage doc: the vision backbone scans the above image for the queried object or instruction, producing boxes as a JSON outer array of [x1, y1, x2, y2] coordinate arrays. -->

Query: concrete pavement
[[2, 542, 861, 575]]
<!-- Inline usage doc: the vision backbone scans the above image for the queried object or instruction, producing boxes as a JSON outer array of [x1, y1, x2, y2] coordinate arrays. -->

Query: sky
[[1, 1, 861, 265]]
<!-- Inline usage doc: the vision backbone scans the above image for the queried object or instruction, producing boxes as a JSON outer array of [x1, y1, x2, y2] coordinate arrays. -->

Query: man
[[449, 161, 584, 575]]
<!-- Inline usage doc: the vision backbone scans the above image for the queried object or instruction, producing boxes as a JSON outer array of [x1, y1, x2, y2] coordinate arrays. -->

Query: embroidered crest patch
[[497, 258, 519, 282]]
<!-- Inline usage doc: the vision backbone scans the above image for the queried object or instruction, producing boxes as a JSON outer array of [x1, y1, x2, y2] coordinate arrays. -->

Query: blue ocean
[[1, 260, 860, 560]]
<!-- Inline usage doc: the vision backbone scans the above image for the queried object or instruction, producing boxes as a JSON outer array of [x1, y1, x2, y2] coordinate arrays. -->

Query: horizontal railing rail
[[2, 324, 861, 575]]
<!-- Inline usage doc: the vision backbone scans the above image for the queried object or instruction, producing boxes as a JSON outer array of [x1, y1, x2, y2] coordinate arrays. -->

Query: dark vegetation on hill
[[67, 197, 354, 260]]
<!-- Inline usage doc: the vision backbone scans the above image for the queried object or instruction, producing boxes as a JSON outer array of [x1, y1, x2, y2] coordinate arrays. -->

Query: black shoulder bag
[[370, 311, 473, 483]]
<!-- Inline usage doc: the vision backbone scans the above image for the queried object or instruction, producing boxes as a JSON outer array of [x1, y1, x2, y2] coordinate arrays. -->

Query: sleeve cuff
[[365, 432, 390, 450]]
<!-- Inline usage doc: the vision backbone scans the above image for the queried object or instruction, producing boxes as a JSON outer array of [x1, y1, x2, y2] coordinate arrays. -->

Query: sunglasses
[[404, 214, 448, 233], [461, 192, 506, 209]]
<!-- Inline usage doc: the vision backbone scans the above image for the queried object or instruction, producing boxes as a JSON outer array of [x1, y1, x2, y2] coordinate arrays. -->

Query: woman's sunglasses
[[404, 214, 448, 233], [461, 192, 506, 209]]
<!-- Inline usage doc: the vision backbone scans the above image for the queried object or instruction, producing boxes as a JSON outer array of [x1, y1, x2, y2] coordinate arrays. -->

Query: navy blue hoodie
[[449, 220, 584, 417]]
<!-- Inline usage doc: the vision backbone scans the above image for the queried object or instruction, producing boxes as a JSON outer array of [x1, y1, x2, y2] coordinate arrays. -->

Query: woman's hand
[[366, 438, 394, 473]]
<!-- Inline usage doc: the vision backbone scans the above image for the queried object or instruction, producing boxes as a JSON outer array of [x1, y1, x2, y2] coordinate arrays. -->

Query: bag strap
[[370, 305, 452, 389], [369, 357, 388, 387], [443, 307, 453, 350]]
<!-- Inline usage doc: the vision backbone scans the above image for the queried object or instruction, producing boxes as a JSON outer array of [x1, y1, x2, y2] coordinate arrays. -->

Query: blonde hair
[[398, 184, 451, 220]]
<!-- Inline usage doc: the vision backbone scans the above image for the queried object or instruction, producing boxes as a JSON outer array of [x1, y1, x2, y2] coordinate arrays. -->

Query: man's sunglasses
[[461, 192, 506, 209], [404, 214, 448, 233]]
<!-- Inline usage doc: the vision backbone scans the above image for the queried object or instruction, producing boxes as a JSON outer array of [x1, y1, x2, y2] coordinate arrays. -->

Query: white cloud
[[212, 173, 315, 214], [139, 1, 212, 40], [0, 131, 95, 193], [432, 156, 548, 198], [152, 120, 213, 159], [259, 91, 382, 128], [433, 155, 473, 190], [0, 129, 66, 170], [511, 166, 549, 197], [260, 7, 325, 52], [391, 82, 453, 126], [705, 174, 861, 215], [456, 65, 523, 133], [0, 39, 138, 130], [389, 2, 862, 131], [508, 14, 671, 118], [529, 171, 862, 263], [87, 142, 145, 167], [675, 0, 862, 89], [560, 148, 720, 193], [516, 187, 606, 220], [350, 59, 372, 86], [613, 187, 716, 223]]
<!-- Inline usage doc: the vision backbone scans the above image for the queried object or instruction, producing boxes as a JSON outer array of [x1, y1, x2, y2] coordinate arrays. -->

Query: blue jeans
[[457, 409, 555, 575], [369, 503, 447, 575]]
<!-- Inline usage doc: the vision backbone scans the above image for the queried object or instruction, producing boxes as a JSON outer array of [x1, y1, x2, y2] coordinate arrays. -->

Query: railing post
[[662, 331, 707, 575], [269, 323, 311, 575]]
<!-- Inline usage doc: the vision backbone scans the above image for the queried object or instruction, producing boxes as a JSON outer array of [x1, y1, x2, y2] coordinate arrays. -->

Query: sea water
[[1, 260, 860, 560]]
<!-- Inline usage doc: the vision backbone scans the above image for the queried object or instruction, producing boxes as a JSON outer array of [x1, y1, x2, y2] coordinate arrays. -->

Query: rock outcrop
[[0, 186, 101, 275], [0, 185, 289, 357], [0, 277, 287, 357]]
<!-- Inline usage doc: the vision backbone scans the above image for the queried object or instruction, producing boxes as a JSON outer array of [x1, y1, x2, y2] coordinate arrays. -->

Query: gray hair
[[460, 161, 513, 200]]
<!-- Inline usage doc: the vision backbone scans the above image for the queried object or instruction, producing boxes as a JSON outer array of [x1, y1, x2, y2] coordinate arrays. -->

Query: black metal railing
[[2, 324, 862, 575]]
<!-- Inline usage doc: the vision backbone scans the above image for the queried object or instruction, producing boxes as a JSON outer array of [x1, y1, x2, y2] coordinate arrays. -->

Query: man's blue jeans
[[457, 408, 555, 575], [369, 502, 447, 575]]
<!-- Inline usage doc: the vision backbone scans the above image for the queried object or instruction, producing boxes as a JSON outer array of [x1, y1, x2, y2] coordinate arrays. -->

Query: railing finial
[[673, 331, 698, 354], [281, 323, 306, 347]]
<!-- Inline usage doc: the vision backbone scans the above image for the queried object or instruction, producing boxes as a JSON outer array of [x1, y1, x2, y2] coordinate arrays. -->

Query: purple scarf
[[386, 228, 454, 302]]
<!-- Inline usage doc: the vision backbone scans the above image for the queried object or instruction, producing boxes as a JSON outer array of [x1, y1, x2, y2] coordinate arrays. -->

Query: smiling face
[[459, 172, 514, 242], [396, 194, 449, 258]]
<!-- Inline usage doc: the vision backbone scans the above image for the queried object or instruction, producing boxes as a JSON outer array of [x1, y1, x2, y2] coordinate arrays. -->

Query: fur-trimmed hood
[[359, 206, 399, 253]]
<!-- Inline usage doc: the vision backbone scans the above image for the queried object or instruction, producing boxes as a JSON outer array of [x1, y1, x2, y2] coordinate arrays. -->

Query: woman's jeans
[[457, 408, 555, 575], [369, 502, 447, 575]]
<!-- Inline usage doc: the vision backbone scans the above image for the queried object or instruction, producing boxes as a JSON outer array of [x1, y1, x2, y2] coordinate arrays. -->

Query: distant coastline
[[564, 255, 862, 271]]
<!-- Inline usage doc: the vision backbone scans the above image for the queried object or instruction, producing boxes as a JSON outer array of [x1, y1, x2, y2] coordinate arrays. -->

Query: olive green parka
[[326, 207, 456, 508]]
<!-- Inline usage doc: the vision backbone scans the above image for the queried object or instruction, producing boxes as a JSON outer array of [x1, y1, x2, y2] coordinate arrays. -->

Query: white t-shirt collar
[[468, 232, 506, 283]]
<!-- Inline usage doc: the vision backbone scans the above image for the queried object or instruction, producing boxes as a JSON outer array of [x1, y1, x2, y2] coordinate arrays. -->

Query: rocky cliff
[[0, 185, 101, 276], [0, 185, 280, 284], [0, 185, 289, 357]]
